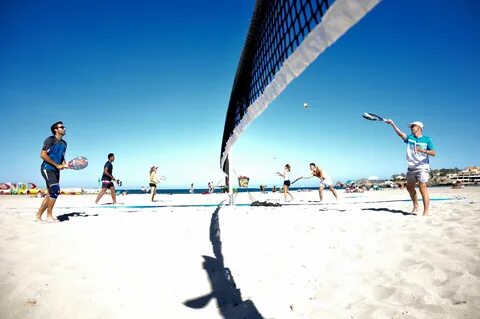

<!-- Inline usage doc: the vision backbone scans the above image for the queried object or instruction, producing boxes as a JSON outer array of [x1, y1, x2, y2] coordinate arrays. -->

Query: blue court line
[[284, 197, 463, 206], [88, 197, 462, 209], [92, 203, 253, 209]]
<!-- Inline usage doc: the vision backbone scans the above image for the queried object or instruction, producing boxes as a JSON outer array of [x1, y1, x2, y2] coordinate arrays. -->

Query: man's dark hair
[[108, 153, 115, 159], [309, 163, 316, 167], [51, 121, 63, 135]]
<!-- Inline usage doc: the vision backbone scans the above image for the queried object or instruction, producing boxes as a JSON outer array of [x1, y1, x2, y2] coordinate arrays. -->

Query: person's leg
[[405, 170, 419, 213], [36, 192, 49, 221], [43, 182, 60, 221], [406, 182, 418, 213], [330, 185, 338, 200], [110, 187, 117, 204], [286, 185, 293, 201], [283, 185, 288, 201], [37, 169, 54, 221], [95, 188, 106, 204], [418, 182, 430, 216], [45, 198, 57, 221], [151, 186, 156, 201], [318, 185, 324, 201]]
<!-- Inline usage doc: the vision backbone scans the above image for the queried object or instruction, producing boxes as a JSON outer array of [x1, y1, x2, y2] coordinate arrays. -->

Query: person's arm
[[296, 172, 314, 181], [385, 119, 407, 141], [104, 167, 115, 181], [416, 148, 436, 156], [417, 139, 436, 157], [40, 150, 65, 170]]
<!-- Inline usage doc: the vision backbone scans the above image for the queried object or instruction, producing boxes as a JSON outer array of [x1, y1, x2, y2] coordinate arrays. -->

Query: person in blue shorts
[[95, 153, 118, 204], [385, 119, 436, 216], [36, 121, 67, 222]]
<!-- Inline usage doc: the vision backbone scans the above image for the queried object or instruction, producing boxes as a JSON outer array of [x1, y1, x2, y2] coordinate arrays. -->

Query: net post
[[227, 153, 234, 205]]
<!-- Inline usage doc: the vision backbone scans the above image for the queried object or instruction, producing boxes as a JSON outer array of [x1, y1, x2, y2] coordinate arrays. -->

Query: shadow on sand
[[184, 206, 264, 319], [57, 212, 99, 222], [361, 207, 416, 216]]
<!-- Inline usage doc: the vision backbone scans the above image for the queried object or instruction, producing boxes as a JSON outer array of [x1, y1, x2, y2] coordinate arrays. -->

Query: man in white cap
[[385, 119, 436, 216]]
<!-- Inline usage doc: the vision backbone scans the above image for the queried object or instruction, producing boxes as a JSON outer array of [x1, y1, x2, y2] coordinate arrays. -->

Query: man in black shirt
[[95, 153, 118, 204]]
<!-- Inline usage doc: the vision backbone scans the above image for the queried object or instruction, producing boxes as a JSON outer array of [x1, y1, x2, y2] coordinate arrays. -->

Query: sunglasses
[[57, 126, 65, 129]]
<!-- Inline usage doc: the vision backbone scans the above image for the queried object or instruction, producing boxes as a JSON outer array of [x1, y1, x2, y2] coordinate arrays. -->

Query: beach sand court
[[1, 187, 479, 318]]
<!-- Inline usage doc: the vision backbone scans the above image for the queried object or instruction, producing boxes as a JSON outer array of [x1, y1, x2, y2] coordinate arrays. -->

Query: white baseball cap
[[408, 121, 424, 130]]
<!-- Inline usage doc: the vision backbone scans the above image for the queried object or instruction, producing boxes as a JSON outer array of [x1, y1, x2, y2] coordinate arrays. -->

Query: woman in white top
[[276, 164, 294, 202]]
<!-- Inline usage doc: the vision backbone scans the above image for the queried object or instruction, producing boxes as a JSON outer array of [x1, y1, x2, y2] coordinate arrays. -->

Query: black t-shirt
[[101, 161, 113, 181]]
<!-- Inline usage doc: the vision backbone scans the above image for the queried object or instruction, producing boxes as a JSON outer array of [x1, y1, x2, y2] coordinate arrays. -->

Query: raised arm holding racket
[[364, 112, 436, 216]]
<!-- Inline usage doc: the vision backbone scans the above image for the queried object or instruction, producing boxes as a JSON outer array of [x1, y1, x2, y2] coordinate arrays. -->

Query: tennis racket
[[67, 156, 88, 170], [362, 112, 386, 122]]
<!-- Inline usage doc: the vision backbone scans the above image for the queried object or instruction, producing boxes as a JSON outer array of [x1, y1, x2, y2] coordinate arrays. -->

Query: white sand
[[0, 187, 479, 318]]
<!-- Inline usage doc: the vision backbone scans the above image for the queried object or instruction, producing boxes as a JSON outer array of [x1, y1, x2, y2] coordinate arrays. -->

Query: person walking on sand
[[276, 164, 294, 202], [299, 163, 338, 202], [149, 166, 162, 202], [95, 153, 118, 204], [36, 121, 68, 222], [385, 119, 436, 216]]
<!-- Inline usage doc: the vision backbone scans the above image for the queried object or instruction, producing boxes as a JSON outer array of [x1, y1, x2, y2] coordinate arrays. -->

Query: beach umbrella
[[345, 180, 355, 185]]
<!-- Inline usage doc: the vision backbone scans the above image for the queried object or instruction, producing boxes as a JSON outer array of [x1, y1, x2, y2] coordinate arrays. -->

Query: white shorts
[[406, 169, 430, 184], [320, 176, 333, 187]]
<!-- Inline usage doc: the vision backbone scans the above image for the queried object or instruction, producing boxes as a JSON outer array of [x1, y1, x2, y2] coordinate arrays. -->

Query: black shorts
[[41, 168, 60, 188], [284, 180, 291, 187], [149, 183, 157, 188], [101, 180, 114, 189]]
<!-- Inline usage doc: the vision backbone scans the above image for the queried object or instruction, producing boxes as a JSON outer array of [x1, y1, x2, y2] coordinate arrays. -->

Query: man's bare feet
[[35, 213, 43, 222], [45, 216, 58, 223], [411, 205, 419, 214]]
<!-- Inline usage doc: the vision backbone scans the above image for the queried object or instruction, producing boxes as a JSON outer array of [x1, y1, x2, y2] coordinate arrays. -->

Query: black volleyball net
[[220, 0, 381, 172]]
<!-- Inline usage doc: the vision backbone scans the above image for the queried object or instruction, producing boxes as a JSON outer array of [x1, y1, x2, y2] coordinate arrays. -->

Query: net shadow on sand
[[184, 206, 264, 319]]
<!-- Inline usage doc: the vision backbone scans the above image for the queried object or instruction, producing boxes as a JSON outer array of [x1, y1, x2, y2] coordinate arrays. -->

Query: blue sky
[[1, 0, 479, 189]]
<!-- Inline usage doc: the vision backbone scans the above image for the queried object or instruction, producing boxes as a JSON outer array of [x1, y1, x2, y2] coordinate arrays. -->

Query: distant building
[[450, 166, 480, 185], [462, 166, 480, 174]]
